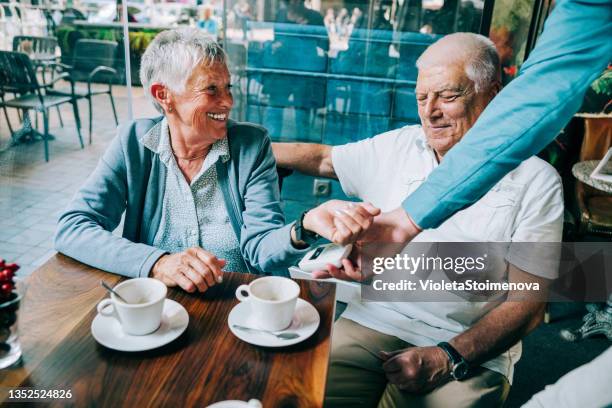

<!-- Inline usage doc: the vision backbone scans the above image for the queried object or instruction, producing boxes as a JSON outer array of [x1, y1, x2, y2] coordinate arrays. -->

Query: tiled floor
[[0, 85, 158, 277]]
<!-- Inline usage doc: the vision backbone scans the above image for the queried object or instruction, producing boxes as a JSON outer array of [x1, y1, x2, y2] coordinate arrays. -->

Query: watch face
[[453, 362, 469, 380]]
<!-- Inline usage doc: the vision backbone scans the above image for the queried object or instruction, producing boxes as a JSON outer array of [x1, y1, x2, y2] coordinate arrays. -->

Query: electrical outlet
[[313, 179, 331, 197]]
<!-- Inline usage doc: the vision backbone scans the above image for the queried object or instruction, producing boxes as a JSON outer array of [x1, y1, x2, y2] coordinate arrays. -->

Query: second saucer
[[228, 298, 320, 347]]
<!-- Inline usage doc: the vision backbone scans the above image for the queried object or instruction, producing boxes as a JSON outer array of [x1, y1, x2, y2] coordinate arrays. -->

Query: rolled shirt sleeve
[[402, 0, 612, 229], [331, 137, 377, 198]]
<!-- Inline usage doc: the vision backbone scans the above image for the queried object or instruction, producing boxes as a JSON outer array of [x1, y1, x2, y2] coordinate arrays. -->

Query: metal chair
[[12, 35, 57, 58], [47, 39, 118, 144], [13, 35, 63, 126], [59, 7, 86, 25], [0, 90, 14, 135], [15, 6, 47, 37], [0, 51, 83, 161]]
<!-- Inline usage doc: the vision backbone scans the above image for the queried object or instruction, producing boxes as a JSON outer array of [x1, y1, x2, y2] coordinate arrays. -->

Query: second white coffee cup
[[235, 276, 300, 331], [97, 278, 167, 336]]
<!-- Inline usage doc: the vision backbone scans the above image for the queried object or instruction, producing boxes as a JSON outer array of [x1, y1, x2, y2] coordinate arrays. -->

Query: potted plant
[[580, 64, 612, 115], [575, 65, 612, 149]]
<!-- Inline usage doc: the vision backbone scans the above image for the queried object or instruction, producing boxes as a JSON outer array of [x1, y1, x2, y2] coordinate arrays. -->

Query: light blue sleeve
[[238, 135, 311, 276], [402, 0, 612, 229], [54, 133, 166, 278]]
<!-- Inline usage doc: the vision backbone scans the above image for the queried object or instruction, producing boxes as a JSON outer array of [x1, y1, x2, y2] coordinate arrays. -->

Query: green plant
[[56, 25, 120, 58], [128, 31, 158, 56], [56, 25, 76, 56], [580, 65, 612, 114], [591, 66, 612, 113]]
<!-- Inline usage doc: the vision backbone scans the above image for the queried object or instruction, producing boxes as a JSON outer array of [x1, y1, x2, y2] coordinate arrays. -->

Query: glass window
[[0, 0, 491, 273], [222, 0, 486, 216], [489, 0, 536, 84]]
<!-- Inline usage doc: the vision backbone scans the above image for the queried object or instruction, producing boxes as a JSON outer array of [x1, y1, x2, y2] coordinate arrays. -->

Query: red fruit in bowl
[[0, 282, 13, 296], [5, 263, 19, 272], [0, 259, 5, 269], [0, 270, 12, 282]]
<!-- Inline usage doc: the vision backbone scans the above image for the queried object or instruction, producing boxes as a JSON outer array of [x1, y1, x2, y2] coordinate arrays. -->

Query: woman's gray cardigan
[[55, 117, 309, 278]]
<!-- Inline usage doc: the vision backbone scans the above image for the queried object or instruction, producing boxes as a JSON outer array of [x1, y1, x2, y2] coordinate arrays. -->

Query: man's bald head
[[415, 33, 502, 159], [417, 32, 501, 93]]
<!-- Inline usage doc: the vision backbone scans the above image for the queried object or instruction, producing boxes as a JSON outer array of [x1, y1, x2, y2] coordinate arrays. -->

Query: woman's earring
[[167, 106, 173, 113]]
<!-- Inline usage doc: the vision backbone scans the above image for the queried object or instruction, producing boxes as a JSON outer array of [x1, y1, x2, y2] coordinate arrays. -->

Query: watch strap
[[437, 341, 469, 380], [295, 210, 320, 246], [437, 342, 465, 365]]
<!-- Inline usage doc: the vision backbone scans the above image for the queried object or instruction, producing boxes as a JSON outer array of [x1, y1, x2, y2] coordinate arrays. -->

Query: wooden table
[[0, 254, 336, 407]]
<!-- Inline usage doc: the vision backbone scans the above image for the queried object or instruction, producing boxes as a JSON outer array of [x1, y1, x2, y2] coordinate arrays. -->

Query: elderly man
[[273, 33, 564, 407]]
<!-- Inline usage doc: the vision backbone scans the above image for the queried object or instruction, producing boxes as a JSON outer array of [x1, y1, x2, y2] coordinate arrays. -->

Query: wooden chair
[[0, 50, 83, 161]]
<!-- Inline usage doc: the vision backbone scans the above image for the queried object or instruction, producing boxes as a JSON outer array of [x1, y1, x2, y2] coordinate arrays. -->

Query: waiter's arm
[[391, 0, 611, 240]]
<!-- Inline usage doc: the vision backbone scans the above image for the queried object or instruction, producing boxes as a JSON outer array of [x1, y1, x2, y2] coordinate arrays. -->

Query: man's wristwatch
[[294, 210, 320, 246], [437, 342, 469, 380]]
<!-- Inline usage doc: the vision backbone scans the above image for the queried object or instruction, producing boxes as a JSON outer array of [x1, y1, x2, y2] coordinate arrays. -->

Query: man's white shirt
[[331, 125, 564, 383]]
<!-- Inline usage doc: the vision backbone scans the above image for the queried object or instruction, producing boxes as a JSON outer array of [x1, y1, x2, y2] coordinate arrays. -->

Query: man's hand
[[310, 206, 420, 282], [304, 200, 380, 245], [150, 247, 225, 293], [380, 346, 451, 393]]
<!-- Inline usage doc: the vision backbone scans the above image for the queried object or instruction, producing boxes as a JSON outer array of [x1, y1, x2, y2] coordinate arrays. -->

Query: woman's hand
[[304, 200, 381, 245], [150, 248, 225, 293]]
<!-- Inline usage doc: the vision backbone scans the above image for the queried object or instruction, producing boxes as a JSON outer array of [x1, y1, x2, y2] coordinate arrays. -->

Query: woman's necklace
[[172, 146, 210, 161]]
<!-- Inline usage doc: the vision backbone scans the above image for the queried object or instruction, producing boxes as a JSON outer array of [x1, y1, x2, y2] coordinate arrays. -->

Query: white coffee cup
[[97, 278, 167, 336], [235, 276, 300, 331]]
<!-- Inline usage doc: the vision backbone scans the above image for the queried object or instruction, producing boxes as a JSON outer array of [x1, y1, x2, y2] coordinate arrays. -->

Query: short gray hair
[[416, 32, 500, 93], [140, 28, 227, 113]]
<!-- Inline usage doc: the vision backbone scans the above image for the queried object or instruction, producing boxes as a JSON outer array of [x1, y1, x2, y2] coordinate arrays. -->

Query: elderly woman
[[54, 28, 378, 293]]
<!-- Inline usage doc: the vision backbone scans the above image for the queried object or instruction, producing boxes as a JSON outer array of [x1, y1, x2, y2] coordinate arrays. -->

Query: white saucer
[[91, 299, 189, 352], [206, 399, 262, 408], [228, 298, 320, 347]]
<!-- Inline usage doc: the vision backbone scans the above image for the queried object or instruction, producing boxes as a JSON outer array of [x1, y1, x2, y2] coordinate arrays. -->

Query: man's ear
[[150, 83, 173, 113], [490, 80, 502, 98]]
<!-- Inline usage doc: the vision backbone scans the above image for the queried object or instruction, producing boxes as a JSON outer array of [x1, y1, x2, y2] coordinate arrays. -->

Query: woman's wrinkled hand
[[150, 247, 226, 293], [304, 200, 381, 245]]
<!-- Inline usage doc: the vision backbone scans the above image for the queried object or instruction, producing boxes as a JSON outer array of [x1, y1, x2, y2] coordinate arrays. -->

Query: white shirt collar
[[140, 117, 230, 165]]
